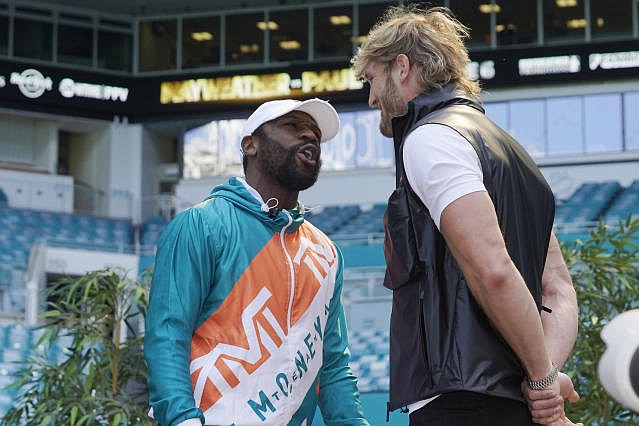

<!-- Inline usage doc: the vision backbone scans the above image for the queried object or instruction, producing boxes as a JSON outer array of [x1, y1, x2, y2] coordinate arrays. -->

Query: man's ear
[[241, 135, 257, 157], [395, 54, 410, 82]]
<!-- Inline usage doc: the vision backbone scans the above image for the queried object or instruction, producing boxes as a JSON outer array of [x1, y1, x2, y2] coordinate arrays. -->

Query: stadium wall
[[0, 169, 73, 212]]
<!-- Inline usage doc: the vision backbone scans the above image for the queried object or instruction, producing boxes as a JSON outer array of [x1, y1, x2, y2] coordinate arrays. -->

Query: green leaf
[[111, 413, 123, 426], [39, 414, 53, 426], [70, 405, 78, 424]]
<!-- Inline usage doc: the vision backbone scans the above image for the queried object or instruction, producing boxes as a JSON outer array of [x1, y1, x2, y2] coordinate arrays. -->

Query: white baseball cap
[[242, 98, 340, 143], [598, 309, 639, 412]]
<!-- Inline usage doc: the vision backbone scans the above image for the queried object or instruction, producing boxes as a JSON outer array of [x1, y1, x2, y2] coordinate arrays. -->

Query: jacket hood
[[204, 177, 305, 233]]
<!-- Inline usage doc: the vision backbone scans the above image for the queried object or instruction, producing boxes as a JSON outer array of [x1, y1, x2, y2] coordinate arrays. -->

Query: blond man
[[352, 6, 581, 426]]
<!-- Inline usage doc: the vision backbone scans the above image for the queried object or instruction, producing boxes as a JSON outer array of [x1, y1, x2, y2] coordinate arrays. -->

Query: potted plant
[[1, 268, 156, 425], [563, 217, 639, 425]]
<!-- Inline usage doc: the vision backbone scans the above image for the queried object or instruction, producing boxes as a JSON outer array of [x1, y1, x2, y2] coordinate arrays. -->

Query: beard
[[378, 76, 408, 138], [258, 135, 322, 191]]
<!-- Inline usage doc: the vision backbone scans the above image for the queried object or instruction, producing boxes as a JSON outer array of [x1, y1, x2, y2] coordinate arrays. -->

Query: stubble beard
[[379, 76, 408, 138], [259, 135, 322, 191]]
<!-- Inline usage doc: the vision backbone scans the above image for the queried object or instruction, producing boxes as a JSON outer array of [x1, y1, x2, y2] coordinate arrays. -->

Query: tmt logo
[[190, 226, 337, 422], [191, 287, 284, 410]]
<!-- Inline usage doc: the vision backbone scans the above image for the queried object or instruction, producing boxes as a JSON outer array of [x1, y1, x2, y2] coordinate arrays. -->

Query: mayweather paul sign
[[159, 68, 362, 104]]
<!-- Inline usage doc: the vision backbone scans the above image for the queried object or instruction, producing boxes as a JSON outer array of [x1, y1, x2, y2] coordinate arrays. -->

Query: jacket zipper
[[280, 211, 294, 330], [279, 211, 294, 421]]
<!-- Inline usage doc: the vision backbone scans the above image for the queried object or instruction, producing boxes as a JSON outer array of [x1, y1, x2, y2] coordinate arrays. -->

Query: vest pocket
[[383, 187, 419, 290], [418, 290, 433, 383]]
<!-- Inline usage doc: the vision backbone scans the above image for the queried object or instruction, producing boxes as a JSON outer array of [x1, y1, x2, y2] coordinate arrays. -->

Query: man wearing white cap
[[144, 98, 370, 426]]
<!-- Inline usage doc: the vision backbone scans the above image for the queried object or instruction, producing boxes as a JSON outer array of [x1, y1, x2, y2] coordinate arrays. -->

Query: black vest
[[383, 84, 555, 411]]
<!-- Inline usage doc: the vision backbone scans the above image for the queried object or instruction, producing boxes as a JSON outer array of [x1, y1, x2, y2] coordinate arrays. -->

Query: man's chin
[[380, 124, 393, 138], [290, 180, 317, 191], [284, 172, 319, 191]]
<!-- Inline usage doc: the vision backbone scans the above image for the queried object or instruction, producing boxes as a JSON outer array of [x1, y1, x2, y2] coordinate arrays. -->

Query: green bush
[[0, 268, 156, 426], [562, 217, 639, 425]]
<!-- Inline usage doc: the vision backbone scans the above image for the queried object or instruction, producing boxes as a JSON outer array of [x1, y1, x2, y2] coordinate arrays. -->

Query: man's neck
[[241, 176, 298, 210]]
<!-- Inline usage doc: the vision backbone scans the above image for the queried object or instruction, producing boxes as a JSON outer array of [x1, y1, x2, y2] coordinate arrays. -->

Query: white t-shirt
[[403, 123, 487, 230], [401, 123, 487, 413]]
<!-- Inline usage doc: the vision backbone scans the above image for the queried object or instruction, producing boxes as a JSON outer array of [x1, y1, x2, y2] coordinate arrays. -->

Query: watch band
[[527, 363, 559, 390]]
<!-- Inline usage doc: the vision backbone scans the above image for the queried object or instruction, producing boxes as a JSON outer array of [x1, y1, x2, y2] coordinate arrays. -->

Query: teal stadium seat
[[138, 215, 170, 273], [333, 203, 386, 236], [0, 188, 8, 208], [140, 215, 168, 248], [0, 206, 134, 259], [306, 205, 362, 234], [603, 179, 639, 223], [555, 180, 639, 249], [555, 181, 622, 224]]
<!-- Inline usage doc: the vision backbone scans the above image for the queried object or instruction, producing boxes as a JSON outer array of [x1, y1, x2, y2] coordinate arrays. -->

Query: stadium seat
[[555, 181, 622, 225], [140, 215, 168, 248], [0, 206, 135, 256], [347, 329, 391, 393], [555, 180, 639, 248], [603, 179, 639, 223], [306, 205, 362, 234], [333, 203, 386, 236], [0, 188, 8, 208]]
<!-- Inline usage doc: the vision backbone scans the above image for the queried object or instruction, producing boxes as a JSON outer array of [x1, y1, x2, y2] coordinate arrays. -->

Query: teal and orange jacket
[[144, 177, 369, 426]]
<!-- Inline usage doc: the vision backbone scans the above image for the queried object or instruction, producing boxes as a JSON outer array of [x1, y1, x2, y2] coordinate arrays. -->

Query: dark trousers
[[409, 391, 539, 426]]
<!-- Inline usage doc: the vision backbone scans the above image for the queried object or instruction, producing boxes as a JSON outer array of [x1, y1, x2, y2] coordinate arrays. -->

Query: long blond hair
[[351, 5, 480, 100]]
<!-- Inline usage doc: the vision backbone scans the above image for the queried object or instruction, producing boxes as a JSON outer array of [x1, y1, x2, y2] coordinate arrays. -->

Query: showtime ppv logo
[[190, 230, 337, 423]]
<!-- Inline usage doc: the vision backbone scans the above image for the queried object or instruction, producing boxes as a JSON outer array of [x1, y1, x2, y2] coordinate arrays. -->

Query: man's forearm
[[541, 283, 578, 367], [541, 233, 579, 368], [464, 264, 555, 381]]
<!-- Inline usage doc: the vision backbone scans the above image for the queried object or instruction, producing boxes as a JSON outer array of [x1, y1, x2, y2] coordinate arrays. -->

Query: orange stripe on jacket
[[190, 224, 335, 412]]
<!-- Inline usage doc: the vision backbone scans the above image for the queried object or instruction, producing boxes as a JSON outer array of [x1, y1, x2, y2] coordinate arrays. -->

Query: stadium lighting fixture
[[556, 0, 578, 7], [329, 15, 351, 25], [239, 43, 260, 53], [566, 18, 586, 28], [279, 40, 301, 50], [496, 23, 518, 32], [352, 35, 367, 44], [478, 4, 501, 13], [257, 21, 279, 30], [191, 32, 213, 41]]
